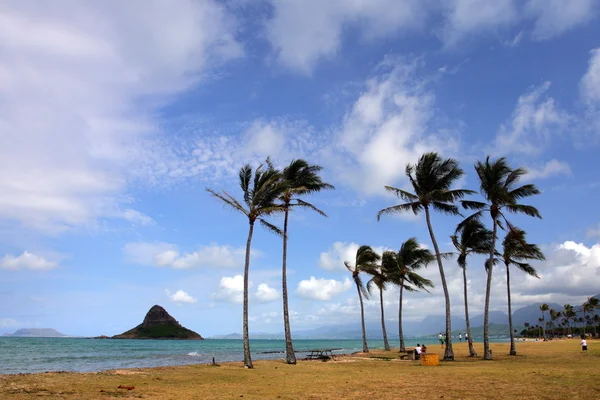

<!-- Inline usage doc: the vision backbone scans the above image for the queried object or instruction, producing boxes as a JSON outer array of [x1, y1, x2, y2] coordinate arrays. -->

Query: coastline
[[1, 341, 597, 400]]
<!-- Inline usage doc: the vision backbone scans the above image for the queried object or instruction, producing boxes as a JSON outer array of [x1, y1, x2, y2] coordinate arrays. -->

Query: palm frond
[[259, 218, 283, 237], [206, 188, 249, 217], [384, 186, 418, 201], [504, 204, 542, 219], [377, 202, 422, 220], [294, 199, 327, 217]]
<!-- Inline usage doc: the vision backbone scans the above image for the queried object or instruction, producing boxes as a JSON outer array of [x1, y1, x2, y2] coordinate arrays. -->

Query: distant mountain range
[[210, 295, 600, 340], [4, 328, 67, 338]]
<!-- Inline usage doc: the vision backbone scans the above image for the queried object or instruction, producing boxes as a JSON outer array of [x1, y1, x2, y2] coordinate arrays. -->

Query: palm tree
[[377, 152, 473, 360], [461, 157, 541, 359], [501, 229, 545, 355], [278, 160, 334, 364], [451, 219, 493, 357], [366, 269, 391, 351], [206, 160, 285, 368], [382, 239, 434, 352], [563, 304, 575, 336], [584, 297, 599, 337], [539, 304, 550, 341], [549, 309, 560, 338], [583, 297, 599, 337], [345, 245, 381, 353], [594, 314, 600, 338]]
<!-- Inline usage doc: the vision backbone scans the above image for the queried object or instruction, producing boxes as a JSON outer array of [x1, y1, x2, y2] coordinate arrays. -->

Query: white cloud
[[325, 56, 459, 195], [503, 31, 524, 47], [212, 275, 245, 304], [124, 242, 252, 269], [493, 82, 571, 155], [524, 159, 572, 180], [265, 0, 426, 74], [514, 241, 600, 297], [0, 251, 58, 270], [255, 283, 280, 303], [320, 242, 387, 271], [526, 0, 597, 40], [121, 209, 155, 226], [0, 318, 18, 328], [296, 277, 353, 301], [441, 0, 518, 47], [0, 0, 241, 233], [165, 289, 197, 304], [581, 48, 600, 105]]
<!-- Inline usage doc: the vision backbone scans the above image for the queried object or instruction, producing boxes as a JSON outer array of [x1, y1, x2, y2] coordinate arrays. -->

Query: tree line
[[522, 298, 600, 339], [207, 152, 577, 368]]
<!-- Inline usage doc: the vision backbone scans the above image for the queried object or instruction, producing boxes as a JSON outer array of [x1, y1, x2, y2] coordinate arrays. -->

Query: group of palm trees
[[524, 298, 600, 338], [208, 152, 545, 367]]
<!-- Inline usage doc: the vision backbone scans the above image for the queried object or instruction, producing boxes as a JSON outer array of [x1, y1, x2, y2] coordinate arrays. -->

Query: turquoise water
[[0, 337, 439, 374], [0, 336, 507, 374]]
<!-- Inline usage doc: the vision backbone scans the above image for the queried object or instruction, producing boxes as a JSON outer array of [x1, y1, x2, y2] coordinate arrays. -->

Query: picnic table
[[306, 349, 335, 360], [399, 349, 416, 360]]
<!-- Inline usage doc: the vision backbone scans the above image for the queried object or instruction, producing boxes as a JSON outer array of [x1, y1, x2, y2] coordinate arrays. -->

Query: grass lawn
[[1, 339, 599, 399]]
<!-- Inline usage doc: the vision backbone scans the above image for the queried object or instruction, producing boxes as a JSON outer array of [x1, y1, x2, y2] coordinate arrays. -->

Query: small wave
[[187, 352, 201, 357]]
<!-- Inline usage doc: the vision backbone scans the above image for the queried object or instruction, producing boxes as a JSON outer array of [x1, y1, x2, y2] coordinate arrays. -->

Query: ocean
[[0, 336, 507, 374]]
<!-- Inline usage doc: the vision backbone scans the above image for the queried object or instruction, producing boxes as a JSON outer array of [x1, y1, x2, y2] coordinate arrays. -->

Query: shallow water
[[0, 336, 504, 374]]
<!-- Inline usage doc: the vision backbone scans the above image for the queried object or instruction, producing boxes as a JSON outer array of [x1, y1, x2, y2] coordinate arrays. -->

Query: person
[[459, 333, 462, 342], [465, 332, 469, 343], [438, 332, 443, 345], [441, 334, 445, 348], [414, 343, 422, 360], [581, 336, 588, 352], [421, 344, 427, 354]]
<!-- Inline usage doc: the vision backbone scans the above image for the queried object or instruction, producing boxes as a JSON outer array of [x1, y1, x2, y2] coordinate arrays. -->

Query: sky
[[1, 0, 600, 338]]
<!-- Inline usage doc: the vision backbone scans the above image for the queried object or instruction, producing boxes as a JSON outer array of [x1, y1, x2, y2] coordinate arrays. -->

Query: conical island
[[112, 305, 203, 340]]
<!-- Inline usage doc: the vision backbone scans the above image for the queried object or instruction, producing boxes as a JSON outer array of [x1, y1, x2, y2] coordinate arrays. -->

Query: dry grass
[[1, 340, 599, 399]]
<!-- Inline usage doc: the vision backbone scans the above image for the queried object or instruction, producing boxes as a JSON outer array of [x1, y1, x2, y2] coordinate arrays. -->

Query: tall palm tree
[[206, 160, 285, 369], [382, 239, 434, 352], [451, 219, 493, 357], [278, 160, 334, 364], [549, 309, 560, 338], [563, 304, 575, 335], [461, 157, 541, 360], [584, 297, 599, 337], [539, 303, 550, 340], [501, 228, 544, 355], [366, 269, 391, 351], [345, 245, 381, 353], [377, 152, 473, 361]]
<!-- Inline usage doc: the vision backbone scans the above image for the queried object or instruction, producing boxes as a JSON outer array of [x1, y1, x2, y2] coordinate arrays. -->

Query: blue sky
[[1, 0, 600, 337]]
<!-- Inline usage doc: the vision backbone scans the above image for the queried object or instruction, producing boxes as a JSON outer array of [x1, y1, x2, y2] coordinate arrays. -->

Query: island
[[5, 328, 68, 337], [112, 305, 203, 340]]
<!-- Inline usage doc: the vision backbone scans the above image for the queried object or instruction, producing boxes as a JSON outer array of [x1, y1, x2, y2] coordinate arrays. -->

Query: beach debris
[[117, 385, 135, 390]]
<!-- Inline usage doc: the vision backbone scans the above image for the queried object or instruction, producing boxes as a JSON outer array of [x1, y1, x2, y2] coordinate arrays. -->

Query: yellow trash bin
[[420, 353, 439, 366]]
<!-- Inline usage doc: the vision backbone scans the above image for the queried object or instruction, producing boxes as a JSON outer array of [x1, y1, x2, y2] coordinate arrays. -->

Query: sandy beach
[[1, 340, 597, 399]]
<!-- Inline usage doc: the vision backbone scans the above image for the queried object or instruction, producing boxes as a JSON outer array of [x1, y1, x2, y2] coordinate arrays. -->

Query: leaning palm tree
[[501, 229, 545, 355], [451, 219, 493, 357], [383, 239, 434, 352], [345, 245, 381, 353], [366, 269, 391, 351], [278, 160, 334, 364], [207, 159, 285, 369], [461, 157, 541, 359], [377, 153, 473, 360]]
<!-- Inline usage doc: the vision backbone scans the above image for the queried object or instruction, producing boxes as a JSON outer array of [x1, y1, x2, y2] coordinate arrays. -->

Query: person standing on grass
[[581, 336, 588, 352]]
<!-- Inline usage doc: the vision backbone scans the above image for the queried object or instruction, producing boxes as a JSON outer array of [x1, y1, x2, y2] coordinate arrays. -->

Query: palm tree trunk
[[462, 266, 477, 357], [424, 207, 453, 361], [281, 208, 296, 364], [243, 222, 255, 368], [379, 288, 390, 351], [356, 282, 369, 353], [399, 281, 405, 352], [484, 215, 498, 360], [506, 263, 516, 355]]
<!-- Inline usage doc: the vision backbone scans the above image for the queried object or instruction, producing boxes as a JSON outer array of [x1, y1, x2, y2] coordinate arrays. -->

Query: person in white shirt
[[414, 344, 422, 360], [459, 333, 462, 342], [581, 337, 588, 351], [465, 332, 469, 343]]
